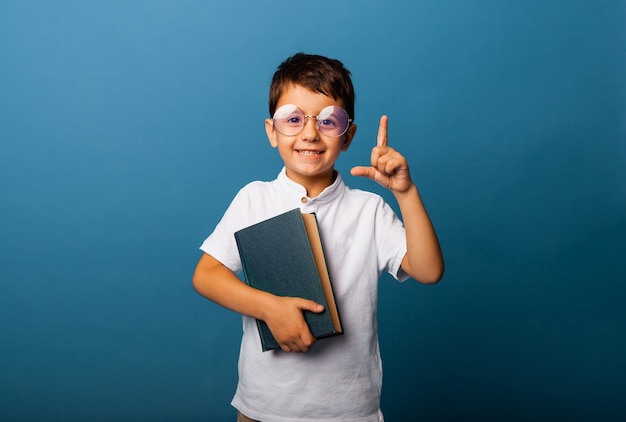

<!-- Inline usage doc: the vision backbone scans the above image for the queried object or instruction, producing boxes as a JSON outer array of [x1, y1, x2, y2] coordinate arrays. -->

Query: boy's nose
[[301, 116, 319, 141]]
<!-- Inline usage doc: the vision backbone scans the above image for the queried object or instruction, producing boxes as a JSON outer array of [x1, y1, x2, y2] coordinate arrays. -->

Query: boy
[[193, 53, 444, 421]]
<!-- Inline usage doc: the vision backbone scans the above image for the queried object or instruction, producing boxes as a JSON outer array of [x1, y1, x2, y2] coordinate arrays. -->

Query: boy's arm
[[192, 253, 324, 352], [350, 115, 444, 284], [394, 184, 444, 283]]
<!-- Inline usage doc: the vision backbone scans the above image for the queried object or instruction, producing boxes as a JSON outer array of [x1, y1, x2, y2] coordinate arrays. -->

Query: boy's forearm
[[192, 253, 323, 352], [394, 184, 444, 284], [192, 253, 275, 321]]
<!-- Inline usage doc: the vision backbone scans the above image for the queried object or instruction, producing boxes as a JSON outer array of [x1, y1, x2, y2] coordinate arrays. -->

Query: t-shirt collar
[[277, 167, 344, 204]]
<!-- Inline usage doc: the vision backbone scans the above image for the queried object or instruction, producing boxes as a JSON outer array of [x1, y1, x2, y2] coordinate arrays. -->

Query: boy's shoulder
[[237, 177, 280, 195], [228, 175, 285, 208], [342, 182, 389, 205]]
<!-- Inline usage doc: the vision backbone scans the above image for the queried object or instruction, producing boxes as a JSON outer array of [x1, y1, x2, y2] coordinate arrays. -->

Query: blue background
[[1, 1, 625, 420]]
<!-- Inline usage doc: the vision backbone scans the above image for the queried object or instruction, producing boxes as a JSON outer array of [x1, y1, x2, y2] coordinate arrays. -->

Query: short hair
[[268, 53, 355, 121]]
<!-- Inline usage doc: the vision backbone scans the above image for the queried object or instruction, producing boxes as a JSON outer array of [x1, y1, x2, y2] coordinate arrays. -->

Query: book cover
[[234, 208, 343, 351]]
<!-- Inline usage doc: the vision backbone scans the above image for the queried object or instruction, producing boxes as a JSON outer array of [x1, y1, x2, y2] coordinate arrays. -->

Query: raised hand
[[350, 115, 414, 194]]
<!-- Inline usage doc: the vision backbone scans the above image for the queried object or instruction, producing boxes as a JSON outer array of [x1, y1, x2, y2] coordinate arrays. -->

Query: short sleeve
[[375, 199, 409, 282], [199, 188, 253, 274]]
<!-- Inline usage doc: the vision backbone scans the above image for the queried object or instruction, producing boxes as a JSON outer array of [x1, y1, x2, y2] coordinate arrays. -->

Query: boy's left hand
[[350, 115, 413, 194]]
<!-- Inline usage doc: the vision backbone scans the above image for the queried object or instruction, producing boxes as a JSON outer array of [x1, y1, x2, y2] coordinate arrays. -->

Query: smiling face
[[265, 84, 357, 197]]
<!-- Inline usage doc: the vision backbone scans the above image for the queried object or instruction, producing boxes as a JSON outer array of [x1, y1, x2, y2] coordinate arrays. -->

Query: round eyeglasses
[[272, 104, 352, 137]]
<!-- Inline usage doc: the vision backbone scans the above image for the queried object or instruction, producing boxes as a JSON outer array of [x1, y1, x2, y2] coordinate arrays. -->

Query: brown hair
[[268, 53, 355, 121]]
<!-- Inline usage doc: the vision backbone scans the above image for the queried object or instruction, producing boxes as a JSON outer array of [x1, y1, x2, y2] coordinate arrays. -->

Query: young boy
[[193, 53, 444, 422]]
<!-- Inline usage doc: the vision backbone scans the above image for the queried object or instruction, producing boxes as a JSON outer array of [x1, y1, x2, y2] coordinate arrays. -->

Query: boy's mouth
[[297, 150, 323, 157]]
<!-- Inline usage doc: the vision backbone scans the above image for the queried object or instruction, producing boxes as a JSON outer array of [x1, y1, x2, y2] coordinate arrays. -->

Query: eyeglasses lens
[[273, 105, 349, 137]]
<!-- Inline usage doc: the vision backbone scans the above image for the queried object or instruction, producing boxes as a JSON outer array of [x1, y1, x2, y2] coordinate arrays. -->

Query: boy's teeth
[[299, 150, 320, 156]]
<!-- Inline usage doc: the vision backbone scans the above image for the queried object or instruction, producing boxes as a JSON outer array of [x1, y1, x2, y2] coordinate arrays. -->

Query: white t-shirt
[[200, 168, 408, 422]]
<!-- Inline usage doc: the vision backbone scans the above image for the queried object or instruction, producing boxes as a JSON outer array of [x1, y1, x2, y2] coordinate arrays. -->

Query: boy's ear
[[341, 124, 357, 151], [265, 118, 278, 148]]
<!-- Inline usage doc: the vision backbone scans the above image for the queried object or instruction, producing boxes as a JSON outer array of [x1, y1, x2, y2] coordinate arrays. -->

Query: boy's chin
[[285, 167, 335, 180]]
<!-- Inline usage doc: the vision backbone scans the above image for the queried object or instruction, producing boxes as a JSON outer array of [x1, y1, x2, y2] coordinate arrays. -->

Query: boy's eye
[[286, 115, 303, 125], [319, 118, 338, 128], [318, 106, 345, 129], [273, 104, 303, 124]]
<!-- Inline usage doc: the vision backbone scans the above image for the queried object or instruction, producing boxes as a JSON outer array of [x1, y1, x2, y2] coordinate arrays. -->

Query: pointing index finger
[[377, 115, 388, 147]]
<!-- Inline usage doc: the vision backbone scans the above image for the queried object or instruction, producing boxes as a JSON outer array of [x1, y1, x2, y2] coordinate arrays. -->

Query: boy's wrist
[[393, 182, 419, 201], [254, 290, 279, 322]]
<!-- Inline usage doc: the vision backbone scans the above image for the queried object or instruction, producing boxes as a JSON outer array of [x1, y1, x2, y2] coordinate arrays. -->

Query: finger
[[280, 339, 301, 353], [377, 153, 399, 175], [350, 166, 377, 180], [278, 328, 315, 353], [298, 299, 324, 314], [377, 115, 388, 147], [383, 157, 402, 175], [298, 332, 316, 352], [287, 329, 316, 353], [370, 143, 382, 168]]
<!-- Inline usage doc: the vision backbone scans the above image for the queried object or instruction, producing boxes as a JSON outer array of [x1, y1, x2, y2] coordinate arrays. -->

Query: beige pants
[[237, 411, 260, 422]]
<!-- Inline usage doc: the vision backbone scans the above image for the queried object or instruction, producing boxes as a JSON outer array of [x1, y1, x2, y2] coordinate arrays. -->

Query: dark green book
[[234, 208, 343, 352]]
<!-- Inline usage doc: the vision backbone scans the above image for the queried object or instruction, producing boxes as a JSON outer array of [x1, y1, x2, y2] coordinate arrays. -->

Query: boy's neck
[[285, 169, 337, 198]]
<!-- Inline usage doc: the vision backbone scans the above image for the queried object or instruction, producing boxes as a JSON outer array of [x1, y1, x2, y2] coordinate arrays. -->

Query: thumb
[[298, 299, 325, 314], [350, 166, 376, 180]]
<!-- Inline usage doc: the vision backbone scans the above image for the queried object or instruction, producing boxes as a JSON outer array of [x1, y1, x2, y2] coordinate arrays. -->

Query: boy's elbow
[[191, 254, 214, 295], [403, 250, 444, 284], [191, 271, 203, 293], [416, 270, 443, 284], [410, 261, 444, 285]]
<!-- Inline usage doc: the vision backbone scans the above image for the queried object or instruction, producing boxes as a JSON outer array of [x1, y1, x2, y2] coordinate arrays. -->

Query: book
[[234, 208, 343, 352]]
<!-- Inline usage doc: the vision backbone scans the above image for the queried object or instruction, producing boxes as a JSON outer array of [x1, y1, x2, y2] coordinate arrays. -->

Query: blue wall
[[1, 1, 624, 420]]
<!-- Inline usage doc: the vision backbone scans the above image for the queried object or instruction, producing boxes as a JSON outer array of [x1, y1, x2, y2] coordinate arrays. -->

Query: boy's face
[[265, 84, 357, 194]]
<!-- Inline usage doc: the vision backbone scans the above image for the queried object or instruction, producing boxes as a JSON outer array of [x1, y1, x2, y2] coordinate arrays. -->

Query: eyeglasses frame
[[271, 105, 353, 138]]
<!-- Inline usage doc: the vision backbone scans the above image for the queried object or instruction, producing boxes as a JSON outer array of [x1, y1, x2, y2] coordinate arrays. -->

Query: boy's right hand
[[263, 296, 324, 353]]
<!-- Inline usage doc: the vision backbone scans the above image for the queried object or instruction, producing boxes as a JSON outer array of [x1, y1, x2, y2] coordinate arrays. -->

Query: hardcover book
[[234, 208, 343, 351]]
